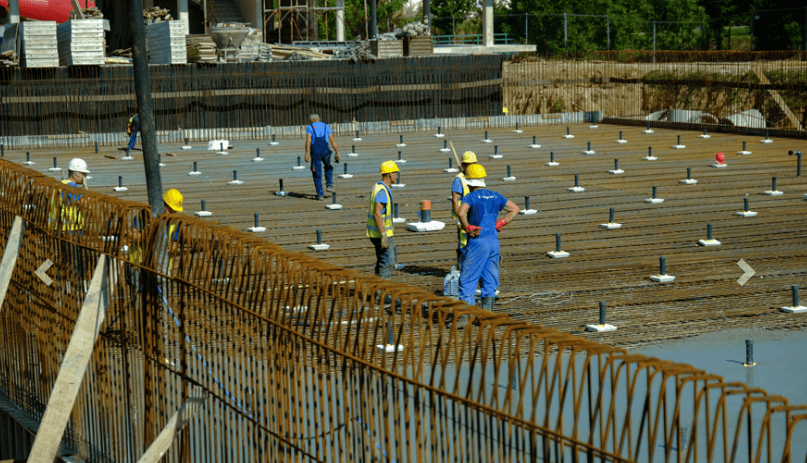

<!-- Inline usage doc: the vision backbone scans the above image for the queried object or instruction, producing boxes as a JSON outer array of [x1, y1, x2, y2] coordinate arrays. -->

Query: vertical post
[[744, 197, 750, 212], [707, 223, 713, 240], [507, 165, 511, 177], [525, 196, 530, 210], [423, 0, 431, 28], [369, 0, 377, 39], [659, 256, 666, 275], [279, 179, 284, 191], [555, 233, 561, 253], [687, 167, 691, 179], [606, 16, 610, 51], [129, 0, 164, 217], [8, 0, 20, 23], [483, 0, 494, 46], [564, 13, 568, 55], [609, 207, 614, 224], [394, 203, 399, 218], [772, 176, 777, 192], [653, 21, 656, 63], [574, 174, 579, 187], [599, 301, 606, 325], [652, 186, 657, 199], [316, 229, 323, 245], [254, 213, 259, 228], [745, 339, 754, 366], [793, 285, 800, 307], [201, 200, 206, 211]]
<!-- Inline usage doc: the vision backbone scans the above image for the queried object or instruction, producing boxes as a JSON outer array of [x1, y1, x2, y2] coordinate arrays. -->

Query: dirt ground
[[502, 60, 805, 126]]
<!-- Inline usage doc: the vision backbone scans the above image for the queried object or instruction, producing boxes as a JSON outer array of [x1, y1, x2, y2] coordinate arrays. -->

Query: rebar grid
[[0, 158, 806, 462]]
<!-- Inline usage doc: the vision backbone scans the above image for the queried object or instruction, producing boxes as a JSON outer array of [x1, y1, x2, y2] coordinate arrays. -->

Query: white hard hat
[[67, 158, 90, 174]]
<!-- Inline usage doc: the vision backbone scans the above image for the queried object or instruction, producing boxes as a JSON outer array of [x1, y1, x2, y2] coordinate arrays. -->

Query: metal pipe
[[525, 196, 530, 210], [449, 158, 453, 168], [599, 301, 606, 325], [614, 159, 618, 170], [53, 157, 58, 168], [485, 131, 489, 140], [233, 170, 238, 181], [129, 0, 164, 217], [533, 136, 537, 145], [744, 197, 750, 212], [507, 165, 511, 177], [652, 186, 657, 199], [344, 163, 348, 174], [256, 148, 260, 158], [789, 150, 801, 177], [550, 151, 554, 163], [297, 156, 302, 167], [201, 200, 206, 211], [118, 176, 123, 188], [772, 176, 777, 191], [574, 174, 579, 187], [745, 339, 754, 365], [609, 207, 614, 223], [687, 168, 691, 180], [95, 142, 98, 153], [555, 233, 561, 253], [495, 145, 498, 155], [587, 141, 591, 151], [659, 256, 666, 275], [193, 162, 198, 172], [279, 179, 284, 191], [793, 284, 800, 307], [254, 213, 259, 228], [316, 229, 322, 245], [707, 223, 713, 240], [333, 193, 338, 205]]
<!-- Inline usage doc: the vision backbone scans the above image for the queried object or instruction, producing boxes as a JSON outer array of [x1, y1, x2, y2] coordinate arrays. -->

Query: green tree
[[431, 0, 479, 36]]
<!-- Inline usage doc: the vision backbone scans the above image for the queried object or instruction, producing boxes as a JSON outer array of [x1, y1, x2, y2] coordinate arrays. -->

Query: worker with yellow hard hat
[[456, 164, 520, 311], [127, 188, 184, 284], [451, 151, 477, 270], [366, 161, 400, 279]]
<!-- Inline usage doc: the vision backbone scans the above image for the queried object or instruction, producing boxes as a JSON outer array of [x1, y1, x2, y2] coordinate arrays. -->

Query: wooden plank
[[0, 216, 24, 313], [28, 255, 112, 463], [753, 66, 803, 131], [137, 386, 207, 463]]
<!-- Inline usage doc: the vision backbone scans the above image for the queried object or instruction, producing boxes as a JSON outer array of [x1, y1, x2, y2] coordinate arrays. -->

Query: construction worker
[[304, 114, 340, 200], [367, 161, 399, 279], [126, 189, 182, 291], [456, 164, 519, 310], [126, 114, 140, 151], [50, 158, 90, 290], [451, 151, 477, 270]]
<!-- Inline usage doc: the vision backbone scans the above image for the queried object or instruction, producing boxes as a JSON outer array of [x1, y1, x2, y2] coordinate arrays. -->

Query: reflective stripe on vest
[[452, 174, 470, 248], [366, 182, 393, 238]]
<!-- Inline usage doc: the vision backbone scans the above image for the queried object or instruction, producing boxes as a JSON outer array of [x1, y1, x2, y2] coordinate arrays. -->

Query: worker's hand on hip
[[380, 234, 390, 249], [465, 225, 481, 238], [304, 154, 310, 163], [495, 219, 508, 232]]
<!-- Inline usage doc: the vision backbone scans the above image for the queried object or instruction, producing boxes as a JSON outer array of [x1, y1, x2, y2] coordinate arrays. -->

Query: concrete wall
[[233, 0, 261, 28]]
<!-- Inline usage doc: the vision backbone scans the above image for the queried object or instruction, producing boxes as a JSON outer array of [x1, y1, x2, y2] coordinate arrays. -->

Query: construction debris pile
[[144, 7, 173, 21], [332, 38, 377, 62], [272, 44, 328, 60], [240, 29, 272, 62], [396, 21, 431, 38]]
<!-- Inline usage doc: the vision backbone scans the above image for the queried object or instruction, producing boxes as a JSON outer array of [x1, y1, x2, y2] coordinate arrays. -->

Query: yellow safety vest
[[49, 180, 84, 232], [366, 182, 393, 238], [452, 174, 470, 248]]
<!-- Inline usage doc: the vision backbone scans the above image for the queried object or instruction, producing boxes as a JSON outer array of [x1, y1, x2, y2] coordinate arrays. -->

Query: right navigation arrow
[[737, 259, 756, 286]]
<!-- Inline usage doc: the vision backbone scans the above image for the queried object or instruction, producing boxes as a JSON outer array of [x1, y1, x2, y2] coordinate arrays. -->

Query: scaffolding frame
[[263, 0, 344, 44]]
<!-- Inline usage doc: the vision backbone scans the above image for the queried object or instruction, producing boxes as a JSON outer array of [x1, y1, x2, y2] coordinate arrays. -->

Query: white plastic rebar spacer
[[120, 156, 133, 161], [547, 251, 570, 258], [589, 125, 599, 129], [481, 139, 493, 143], [568, 187, 585, 192], [512, 129, 524, 133], [615, 139, 628, 144], [489, 154, 503, 159], [645, 198, 664, 204], [672, 144, 686, 149], [325, 204, 343, 210], [643, 156, 657, 161], [113, 186, 128, 192], [650, 274, 675, 282], [352, 137, 362, 142], [308, 244, 330, 250], [347, 152, 359, 157], [760, 139, 773, 144], [609, 169, 624, 175], [228, 180, 244, 185], [680, 179, 698, 184], [376, 344, 404, 353], [188, 170, 202, 175], [392, 217, 406, 223], [736, 210, 757, 217], [253, 157, 264, 162], [195, 211, 212, 217], [698, 239, 721, 246], [275, 191, 288, 196], [582, 150, 596, 155], [217, 151, 228, 155], [545, 161, 559, 166], [396, 143, 407, 148], [699, 134, 711, 139], [643, 129, 654, 134], [600, 223, 622, 229], [439, 148, 451, 153], [503, 176, 516, 181], [338, 174, 353, 179], [737, 150, 752, 155], [269, 141, 279, 146], [712, 163, 727, 168], [519, 209, 537, 215], [781, 305, 807, 313], [435, 133, 445, 138], [394, 159, 407, 164], [247, 226, 266, 232], [562, 134, 575, 139], [764, 190, 783, 196], [529, 144, 541, 148], [586, 324, 616, 332], [406, 221, 445, 232], [182, 145, 192, 150]]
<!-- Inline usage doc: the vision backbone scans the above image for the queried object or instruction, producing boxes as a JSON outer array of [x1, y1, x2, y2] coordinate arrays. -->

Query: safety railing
[[433, 33, 514, 45], [1, 158, 806, 462]]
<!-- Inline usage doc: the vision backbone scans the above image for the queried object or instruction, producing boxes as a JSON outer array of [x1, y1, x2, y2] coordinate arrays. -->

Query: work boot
[[481, 297, 495, 312], [326, 185, 336, 193], [316, 196, 325, 201]]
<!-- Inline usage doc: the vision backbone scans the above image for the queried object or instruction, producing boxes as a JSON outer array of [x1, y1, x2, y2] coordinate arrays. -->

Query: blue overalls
[[458, 190, 507, 306], [128, 115, 140, 150], [308, 122, 334, 198]]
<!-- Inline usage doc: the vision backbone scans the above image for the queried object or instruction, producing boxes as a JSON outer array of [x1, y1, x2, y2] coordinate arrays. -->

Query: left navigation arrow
[[35, 259, 54, 286]]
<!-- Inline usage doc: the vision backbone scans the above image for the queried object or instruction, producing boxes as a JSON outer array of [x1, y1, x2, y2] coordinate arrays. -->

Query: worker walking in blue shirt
[[304, 114, 341, 200], [456, 164, 519, 310], [450, 151, 477, 270], [366, 161, 400, 279]]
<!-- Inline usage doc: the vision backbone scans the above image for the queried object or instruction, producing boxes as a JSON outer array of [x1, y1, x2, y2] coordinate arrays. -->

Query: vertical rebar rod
[[744, 197, 750, 212], [609, 207, 614, 223], [659, 256, 666, 275], [599, 301, 606, 325], [507, 165, 511, 177], [525, 196, 530, 210], [316, 229, 322, 245], [574, 174, 579, 187], [793, 285, 800, 307], [254, 213, 259, 228], [555, 233, 561, 253], [687, 168, 691, 180], [746, 339, 754, 365], [201, 200, 206, 211], [652, 186, 657, 199], [707, 223, 713, 240], [772, 176, 777, 191]]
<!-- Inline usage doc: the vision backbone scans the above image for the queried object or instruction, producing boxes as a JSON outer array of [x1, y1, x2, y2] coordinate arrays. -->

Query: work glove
[[465, 225, 481, 238], [495, 219, 508, 232], [380, 234, 390, 250]]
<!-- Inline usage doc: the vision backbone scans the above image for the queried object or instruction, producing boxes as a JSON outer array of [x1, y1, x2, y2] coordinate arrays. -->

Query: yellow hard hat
[[465, 164, 487, 187], [163, 188, 184, 212], [380, 160, 400, 174], [462, 151, 477, 163]]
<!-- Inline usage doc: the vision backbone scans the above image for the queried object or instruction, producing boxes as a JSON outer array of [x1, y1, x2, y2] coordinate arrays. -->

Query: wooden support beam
[[0, 216, 24, 313], [28, 255, 111, 463], [137, 386, 208, 463]]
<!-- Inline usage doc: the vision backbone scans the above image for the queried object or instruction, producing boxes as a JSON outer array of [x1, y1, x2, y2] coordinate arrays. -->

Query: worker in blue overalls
[[304, 114, 341, 200], [127, 114, 140, 151], [456, 164, 519, 311]]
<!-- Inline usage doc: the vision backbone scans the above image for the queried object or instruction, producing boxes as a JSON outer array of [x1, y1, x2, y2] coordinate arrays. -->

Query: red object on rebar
[[0, 0, 96, 23], [715, 152, 725, 165]]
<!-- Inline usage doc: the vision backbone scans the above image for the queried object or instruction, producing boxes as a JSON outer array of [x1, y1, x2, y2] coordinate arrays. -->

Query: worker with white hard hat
[[456, 164, 519, 311], [450, 150, 477, 270], [366, 161, 399, 279], [49, 158, 91, 288]]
